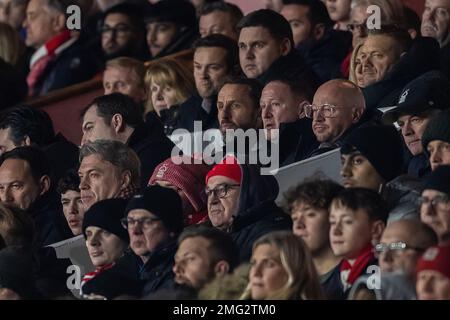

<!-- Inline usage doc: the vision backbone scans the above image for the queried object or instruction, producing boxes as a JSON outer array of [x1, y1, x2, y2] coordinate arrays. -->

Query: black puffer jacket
[[229, 164, 292, 262], [363, 37, 440, 110]]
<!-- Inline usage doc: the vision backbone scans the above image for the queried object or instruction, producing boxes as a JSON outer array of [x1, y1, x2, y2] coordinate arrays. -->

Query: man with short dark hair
[[0, 146, 68, 246], [0, 105, 79, 183], [24, 0, 100, 96], [237, 9, 311, 85], [281, 0, 352, 82], [383, 71, 450, 178], [57, 170, 85, 236], [217, 78, 263, 136], [422, 108, 450, 172], [173, 226, 239, 291], [100, 3, 148, 61], [199, 1, 243, 40], [81, 93, 175, 186], [172, 34, 239, 133]]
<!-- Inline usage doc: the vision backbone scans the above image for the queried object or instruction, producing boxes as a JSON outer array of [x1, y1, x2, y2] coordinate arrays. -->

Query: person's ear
[[119, 170, 132, 190], [280, 38, 292, 56], [39, 175, 51, 196], [111, 114, 124, 134], [370, 220, 386, 245], [53, 12, 67, 33], [22, 135, 32, 147], [298, 101, 309, 119], [214, 260, 230, 277], [313, 23, 326, 41], [352, 107, 363, 123]]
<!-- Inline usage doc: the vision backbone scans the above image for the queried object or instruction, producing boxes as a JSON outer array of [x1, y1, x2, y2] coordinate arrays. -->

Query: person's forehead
[[128, 208, 156, 219], [105, 13, 131, 26], [79, 154, 115, 171], [363, 35, 397, 51], [239, 26, 275, 42], [281, 4, 310, 19], [207, 175, 239, 187], [0, 158, 32, 180], [381, 223, 411, 243], [0, 127, 12, 141], [262, 81, 290, 99], [200, 10, 231, 24], [429, 140, 450, 147], [218, 83, 251, 99], [61, 190, 81, 199], [292, 200, 323, 212], [104, 66, 137, 83], [179, 236, 210, 253], [86, 225, 103, 233], [426, 0, 450, 9], [194, 46, 227, 64], [83, 105, 101, 122], [422, 188, 447, 197], [253, 243, 279, 258]]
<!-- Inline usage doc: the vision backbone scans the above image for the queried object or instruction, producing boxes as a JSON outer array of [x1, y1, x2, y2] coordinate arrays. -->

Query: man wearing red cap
[[204, 155, 291, 262], [416, 245, 450, 300]]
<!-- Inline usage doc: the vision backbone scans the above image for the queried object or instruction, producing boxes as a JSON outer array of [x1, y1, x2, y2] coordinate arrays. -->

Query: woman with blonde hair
[[145, 58, 195, 133], [241, 231, 324, 300], [348, 42, 365, 87]]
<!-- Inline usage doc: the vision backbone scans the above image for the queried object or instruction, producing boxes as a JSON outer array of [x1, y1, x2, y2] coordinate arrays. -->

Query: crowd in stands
[[0, 0, 450, 301]]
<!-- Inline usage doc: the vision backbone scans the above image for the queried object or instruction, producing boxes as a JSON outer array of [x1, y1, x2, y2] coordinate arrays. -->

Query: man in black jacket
[[205, 155, 291, 262], [0, 146, 69, 246], [81, 93, 175, 187]]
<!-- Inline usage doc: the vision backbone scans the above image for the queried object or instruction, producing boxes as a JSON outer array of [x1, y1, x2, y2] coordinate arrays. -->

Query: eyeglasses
[[120, 217, 161, 230], [374, 242, 426, 258], [205, 184, 240, 199], [304, 104, 343, 118], [417, 195, 450, 210], [100, 24, 131, 37], [347, 22, 368, 33]]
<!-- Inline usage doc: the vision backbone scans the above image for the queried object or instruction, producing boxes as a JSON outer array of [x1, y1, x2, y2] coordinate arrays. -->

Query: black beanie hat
[[423, 165, 450, 195], [341, 124, 404, 182], [82, 199, 129, 243], [422, 108, 450, 153], [0, 246, 36, 299], [125, 185, 184, 235]]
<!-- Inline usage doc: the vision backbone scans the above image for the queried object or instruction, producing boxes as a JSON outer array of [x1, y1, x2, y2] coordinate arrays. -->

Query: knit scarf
[[339, 243, 374, 291], [80, 263, 114, 293], [27, 30, 75, 97]]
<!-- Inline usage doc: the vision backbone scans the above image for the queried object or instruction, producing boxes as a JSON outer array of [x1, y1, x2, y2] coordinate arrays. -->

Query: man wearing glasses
[[420, 165, 450, 246], [205, 155, 291, 262], [100, 3, 147, 61], [377, 219, 437, 279], [305, 79, 365, 157]]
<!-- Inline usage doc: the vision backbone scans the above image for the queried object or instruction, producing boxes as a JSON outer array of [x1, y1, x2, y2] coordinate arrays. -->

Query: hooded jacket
[[362, 37, 440, 110], [228, 163, 292, 262]]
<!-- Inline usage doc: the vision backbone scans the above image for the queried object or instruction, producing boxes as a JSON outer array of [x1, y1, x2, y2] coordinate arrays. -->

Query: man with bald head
[[306, 79, 365, 157], [377, 219, 437, 279]]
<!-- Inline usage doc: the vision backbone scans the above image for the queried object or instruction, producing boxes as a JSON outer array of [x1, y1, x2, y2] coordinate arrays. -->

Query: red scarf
[[340, 243, 374, 290], [27, 30, 73, 97], [80, 263, 114, 290]]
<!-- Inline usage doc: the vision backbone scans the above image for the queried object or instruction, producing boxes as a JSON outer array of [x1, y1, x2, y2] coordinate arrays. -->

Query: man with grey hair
[[78, 139, 140, 210], [24, 0, 101, 96]]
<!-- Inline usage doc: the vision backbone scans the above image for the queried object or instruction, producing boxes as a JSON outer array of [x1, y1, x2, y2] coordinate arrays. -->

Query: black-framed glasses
[[417, 195, 450, 210], [100, 24, 131, 37], [205, 184, 240, 199], [374, 242, 426, 258], [120, 217, 161, 230], [304, 104, 343, 118]]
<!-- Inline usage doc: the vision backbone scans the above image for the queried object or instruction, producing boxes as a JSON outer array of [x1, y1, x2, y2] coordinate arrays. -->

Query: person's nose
[[340, 159, 352, 179], [429, 149, 442, 167], [401, 121, 414, 137]]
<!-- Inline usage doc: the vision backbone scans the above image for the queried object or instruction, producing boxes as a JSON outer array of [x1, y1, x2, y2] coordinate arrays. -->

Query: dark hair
[[179, 225, 239, 272], [266, 71, 319, 102], [193, 34, 239, 72], [200, 1, 244, 28], [102, 3, 146, 39], [144, 0, 197, 29], [284, 179, 344, 212], [57, 170, 80, 194], [81, 93, 143, 128], [367, 24, 412, 54], [282, 0, 333, 28], [0, 105, 55, 147], [237, 9, 294, 48], [331, 188, 389, 224], [0, 146, 51, 182], [403, 6, 421, 36], [220, 78, 263, 109]]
